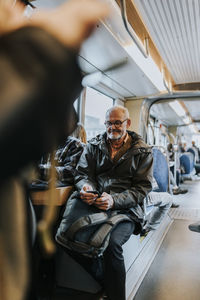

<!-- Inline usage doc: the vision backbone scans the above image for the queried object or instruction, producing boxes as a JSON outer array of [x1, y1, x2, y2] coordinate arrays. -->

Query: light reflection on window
[[85, 87, 113, 140]]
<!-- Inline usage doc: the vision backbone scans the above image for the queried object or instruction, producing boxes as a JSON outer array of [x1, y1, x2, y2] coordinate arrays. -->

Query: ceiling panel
[[150, 102, 184, 126], [150, 99, 200, 131], [183, 99, 200, 120], [79, 22, 159, 97], [35, 0, 161, 97], [133, 0, 200, 85]]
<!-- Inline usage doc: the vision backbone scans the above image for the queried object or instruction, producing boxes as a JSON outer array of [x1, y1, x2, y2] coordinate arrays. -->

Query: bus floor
[[134, 179, 200, 300]]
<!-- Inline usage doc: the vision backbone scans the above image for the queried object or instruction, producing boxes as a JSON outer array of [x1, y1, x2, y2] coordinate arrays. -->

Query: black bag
[[56, 191, 132, 258]]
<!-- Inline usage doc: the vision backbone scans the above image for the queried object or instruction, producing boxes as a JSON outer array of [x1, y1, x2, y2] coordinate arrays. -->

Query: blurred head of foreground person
[[0, 0, 108, 50], [0, 1, 109, 300]]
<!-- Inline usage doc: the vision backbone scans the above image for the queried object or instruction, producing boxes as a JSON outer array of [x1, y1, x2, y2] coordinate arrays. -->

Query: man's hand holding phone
[[80, 184, 100, 205], [80, 185, 113, 210], [94, 192, 114, 211]]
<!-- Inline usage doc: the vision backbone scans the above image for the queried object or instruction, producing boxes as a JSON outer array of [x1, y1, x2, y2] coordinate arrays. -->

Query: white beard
[[107, 132, 123, 140]]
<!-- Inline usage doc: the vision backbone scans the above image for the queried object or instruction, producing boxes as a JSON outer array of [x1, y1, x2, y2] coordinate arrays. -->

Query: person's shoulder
[[128, 131, 151, 150], [65, 136, 85, 148], [88, 132, 106, 146]]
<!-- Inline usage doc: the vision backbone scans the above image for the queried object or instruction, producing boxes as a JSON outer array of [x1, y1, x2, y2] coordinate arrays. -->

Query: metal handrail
[[120, 0, 148, 58]]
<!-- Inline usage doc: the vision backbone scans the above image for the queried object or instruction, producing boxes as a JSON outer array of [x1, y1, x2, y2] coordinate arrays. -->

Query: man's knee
[[160, 193, 173, 208], [152, 192, 172, 209], [105, 221, 134, 259], [105, 234, 123, 259]]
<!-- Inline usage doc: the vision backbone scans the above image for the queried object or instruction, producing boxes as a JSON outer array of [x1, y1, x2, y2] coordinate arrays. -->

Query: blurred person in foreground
[[0, 1, 109, 300]]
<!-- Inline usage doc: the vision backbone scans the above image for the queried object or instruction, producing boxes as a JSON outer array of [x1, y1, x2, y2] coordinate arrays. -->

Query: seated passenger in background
[[191, 140, 200, 163], [167, 143, 188, 195], [178, 142, 185, 153], [167, 143, 175, 161], [57, 105, 153, 300], [71, 122, 87, 144], [183, 142, 187, 152], [31, 135, 85, 189]]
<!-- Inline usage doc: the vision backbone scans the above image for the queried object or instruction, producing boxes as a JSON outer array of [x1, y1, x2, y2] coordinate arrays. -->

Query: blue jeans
[[64, 220, 135, 300], [103, 221, 135, 300]]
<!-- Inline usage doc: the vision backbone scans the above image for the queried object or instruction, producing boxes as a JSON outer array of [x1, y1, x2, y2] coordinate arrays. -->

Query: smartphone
[[86, 190, 100, 197]]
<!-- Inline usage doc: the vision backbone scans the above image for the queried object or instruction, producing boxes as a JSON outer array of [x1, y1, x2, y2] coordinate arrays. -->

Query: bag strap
[[66, 212, 108, 240], [90, 214, 131, 248]]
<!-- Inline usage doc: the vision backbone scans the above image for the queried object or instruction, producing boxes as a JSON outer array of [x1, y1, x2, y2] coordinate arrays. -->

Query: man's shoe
[[173, 188, 180, 195], [179, 188, 188, 194], [140, 228, 151, 242], [188, 221, 200, 232], [140, 227, 151, 236], [173, 187, 188, 195], [171, 202, 179, 208]]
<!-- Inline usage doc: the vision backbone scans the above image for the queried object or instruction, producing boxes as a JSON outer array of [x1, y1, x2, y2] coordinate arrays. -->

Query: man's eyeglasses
[[19, 0, 36, 8], [104, 119, 128, 128]]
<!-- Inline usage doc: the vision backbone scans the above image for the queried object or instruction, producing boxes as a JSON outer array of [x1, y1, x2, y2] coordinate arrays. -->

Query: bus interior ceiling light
[[169, 100, 186, 117]]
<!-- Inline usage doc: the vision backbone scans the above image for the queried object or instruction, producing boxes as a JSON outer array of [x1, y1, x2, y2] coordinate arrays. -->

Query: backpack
[[55, 192, 132, 258]]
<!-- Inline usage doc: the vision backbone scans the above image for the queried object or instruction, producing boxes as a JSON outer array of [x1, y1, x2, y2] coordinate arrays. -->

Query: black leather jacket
[[36, 137, 85, 187], [75, 131, 153, 222]]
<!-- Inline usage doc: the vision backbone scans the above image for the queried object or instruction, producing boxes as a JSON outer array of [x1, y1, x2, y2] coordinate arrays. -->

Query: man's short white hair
[[105, 105, 129, 119]]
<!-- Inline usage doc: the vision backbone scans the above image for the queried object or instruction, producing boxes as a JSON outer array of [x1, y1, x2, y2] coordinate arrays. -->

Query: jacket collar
[[88, 130, 147, 153]]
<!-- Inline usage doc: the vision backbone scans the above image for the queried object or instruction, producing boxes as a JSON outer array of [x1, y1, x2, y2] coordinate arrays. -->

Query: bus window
[[147, 117, 155, 145], [84, 87, 113, 140], [161, 133, 167, 148]]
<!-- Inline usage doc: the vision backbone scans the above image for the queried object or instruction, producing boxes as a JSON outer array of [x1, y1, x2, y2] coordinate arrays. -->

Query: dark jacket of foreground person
[[0, 26, 82, 300]]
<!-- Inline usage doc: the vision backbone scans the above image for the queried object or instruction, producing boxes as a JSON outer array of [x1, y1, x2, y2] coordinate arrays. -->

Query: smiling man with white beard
[[57, 105, 153, 300]]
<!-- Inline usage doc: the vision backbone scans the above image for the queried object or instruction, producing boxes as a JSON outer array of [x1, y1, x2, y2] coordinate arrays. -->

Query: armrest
[[31, 186, 74, 206]]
